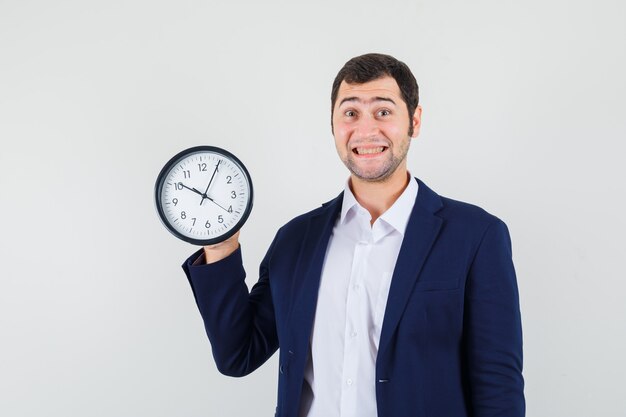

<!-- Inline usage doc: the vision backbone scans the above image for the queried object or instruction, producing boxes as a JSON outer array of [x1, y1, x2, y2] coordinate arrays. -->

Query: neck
[[349, 168, 410, 225]]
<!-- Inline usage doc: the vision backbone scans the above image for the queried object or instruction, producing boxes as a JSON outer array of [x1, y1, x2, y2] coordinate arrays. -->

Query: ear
[[410, 105, 422, 138]]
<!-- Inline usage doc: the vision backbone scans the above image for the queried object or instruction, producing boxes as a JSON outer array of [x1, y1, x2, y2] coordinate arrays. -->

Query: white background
[[1, 0, 625, 416]]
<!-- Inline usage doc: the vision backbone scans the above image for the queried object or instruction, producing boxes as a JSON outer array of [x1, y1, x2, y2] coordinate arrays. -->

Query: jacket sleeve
[[464, 218, 525, 416], [181, 231, 281, 377]]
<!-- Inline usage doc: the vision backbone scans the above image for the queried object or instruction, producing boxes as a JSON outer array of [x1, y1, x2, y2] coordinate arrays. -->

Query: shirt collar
[[339, 174, 419, 236], [379, 176, 418, 236], [339, 180, 360, 224]]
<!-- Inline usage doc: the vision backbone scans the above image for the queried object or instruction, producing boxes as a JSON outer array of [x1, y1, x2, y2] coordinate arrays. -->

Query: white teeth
[[356, 147, 384, 155]]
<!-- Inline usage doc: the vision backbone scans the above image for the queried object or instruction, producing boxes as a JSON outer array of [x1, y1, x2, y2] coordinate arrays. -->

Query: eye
[[377, 109, 391, 117], [344, 110, 356, 117]]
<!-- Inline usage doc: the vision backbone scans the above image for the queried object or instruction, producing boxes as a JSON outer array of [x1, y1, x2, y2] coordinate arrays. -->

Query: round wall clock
[[155, 146, 253, 245]]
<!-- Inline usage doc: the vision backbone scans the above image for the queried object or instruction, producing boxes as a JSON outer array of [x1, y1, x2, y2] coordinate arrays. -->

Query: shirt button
[[350, 331, 357, 338], [347, 378, 353, 386], [353, 284, 360, 291]]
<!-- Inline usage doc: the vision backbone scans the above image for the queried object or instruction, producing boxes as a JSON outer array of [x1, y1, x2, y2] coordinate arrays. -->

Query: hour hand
[[179, 182, 205, 197]]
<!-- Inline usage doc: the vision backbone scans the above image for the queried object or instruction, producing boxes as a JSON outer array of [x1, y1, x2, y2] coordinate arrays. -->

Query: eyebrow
[[338, 96, 397, 106]]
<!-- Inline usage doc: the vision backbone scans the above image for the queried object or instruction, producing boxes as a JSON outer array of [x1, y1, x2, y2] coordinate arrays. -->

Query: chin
[[350, 168, 395, 183]]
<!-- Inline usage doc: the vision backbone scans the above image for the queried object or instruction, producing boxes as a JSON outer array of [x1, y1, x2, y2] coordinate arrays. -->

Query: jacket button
[[279, 364, 284, 374]]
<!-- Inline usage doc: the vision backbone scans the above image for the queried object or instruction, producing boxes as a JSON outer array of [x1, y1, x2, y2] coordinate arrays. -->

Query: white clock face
[[156, 147, 253, 245]]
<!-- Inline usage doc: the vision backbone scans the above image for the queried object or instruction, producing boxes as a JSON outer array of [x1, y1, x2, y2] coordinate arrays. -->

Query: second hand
[[205, 196, 229, 213]]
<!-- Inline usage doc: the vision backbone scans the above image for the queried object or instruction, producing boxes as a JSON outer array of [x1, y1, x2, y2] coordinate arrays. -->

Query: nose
[[354, 114, 380, 139]]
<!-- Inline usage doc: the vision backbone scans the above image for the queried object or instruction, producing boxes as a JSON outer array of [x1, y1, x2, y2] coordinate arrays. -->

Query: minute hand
[[200, 160, 221, 205]]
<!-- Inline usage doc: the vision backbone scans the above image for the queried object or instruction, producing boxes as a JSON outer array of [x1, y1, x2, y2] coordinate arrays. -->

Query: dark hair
[[331, 53, 419, 135]]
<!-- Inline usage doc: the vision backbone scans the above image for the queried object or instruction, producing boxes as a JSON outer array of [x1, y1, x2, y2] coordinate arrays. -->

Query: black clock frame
[[154, 145, 254, 246]]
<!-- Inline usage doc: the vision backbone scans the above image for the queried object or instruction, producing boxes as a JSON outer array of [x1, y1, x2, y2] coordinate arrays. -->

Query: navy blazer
[[183, 178, 525, 417]]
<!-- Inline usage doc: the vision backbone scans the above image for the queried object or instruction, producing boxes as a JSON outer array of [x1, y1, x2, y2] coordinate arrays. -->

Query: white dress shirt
[[299, 176, 419, 417]]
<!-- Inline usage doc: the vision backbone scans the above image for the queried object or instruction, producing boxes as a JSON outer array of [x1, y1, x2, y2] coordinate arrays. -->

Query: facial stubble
[[342, 135, 411, 183]]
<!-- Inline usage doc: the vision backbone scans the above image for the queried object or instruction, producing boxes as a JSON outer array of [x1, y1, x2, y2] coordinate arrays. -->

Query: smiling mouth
[[353, 146, 388, 155]]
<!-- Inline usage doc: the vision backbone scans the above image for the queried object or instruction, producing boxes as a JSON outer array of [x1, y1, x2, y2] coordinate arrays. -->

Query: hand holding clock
[[202, 230, 240, 264]]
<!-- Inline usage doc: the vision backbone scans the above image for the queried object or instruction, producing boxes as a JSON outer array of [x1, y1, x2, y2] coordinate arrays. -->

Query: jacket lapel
[[378, 178, 443, 357], [283, 194, 342, 417], [288, 194, 343, 354]]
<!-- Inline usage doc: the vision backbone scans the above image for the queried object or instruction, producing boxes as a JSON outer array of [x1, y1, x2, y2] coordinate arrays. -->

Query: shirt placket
[[339, 213, 372, 417]]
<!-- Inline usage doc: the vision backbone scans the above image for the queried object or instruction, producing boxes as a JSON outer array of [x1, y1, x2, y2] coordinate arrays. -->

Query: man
[[182, 53, 525, 417]]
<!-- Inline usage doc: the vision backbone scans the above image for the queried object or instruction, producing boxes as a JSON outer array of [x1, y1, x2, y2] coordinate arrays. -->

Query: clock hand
[[200, 160, 221, 206], [179, 181, 227, 212], [178, 183, 205, 198], [180, 182, 227, 211], [206, 195, 228, 212], [205, 196, 230, 213]]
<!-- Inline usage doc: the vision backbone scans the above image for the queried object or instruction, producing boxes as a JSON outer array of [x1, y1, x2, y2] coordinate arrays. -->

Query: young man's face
[[332, 76, 421, 183]]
